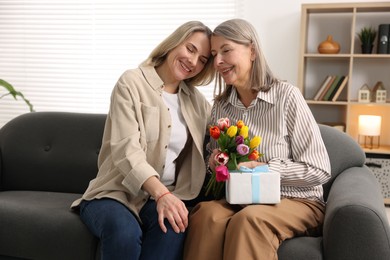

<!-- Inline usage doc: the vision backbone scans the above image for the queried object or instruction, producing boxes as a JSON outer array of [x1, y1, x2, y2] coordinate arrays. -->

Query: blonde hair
[[213, 19, 278, 101], [142, 21, 215, 87]]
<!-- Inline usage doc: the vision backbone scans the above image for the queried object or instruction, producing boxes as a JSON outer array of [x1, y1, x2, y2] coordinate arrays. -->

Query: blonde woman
[[72, 21, 215, 260], [184, 19, 331, 260]]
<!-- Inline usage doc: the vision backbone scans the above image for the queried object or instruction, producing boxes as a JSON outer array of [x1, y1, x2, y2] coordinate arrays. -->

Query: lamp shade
[[358, 115, 381, 136]]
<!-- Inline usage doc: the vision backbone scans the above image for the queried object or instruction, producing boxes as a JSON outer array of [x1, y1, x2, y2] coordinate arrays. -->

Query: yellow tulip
[[226, 125, 238, 137], [250, 136, 262, 149], [239, 125, 248, 139]]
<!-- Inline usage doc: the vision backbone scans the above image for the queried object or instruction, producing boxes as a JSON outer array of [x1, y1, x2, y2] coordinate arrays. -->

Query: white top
[[161, 91, 188, 185]]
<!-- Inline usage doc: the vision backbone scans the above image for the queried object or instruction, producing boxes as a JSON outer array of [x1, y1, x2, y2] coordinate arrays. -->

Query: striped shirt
[[208, 81, 331, 204]]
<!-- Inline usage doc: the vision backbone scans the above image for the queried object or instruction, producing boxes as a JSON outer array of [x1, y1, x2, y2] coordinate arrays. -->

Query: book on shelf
[[318, 76, 337, 101], [323, 75, 341, 101], [327, 75, 346, 101], [331, 76, 348, 101], [377, 24, 390, 54], [313, 75, 332, 100], [314, 76, 336, 101], [312, 75, 347, 102]]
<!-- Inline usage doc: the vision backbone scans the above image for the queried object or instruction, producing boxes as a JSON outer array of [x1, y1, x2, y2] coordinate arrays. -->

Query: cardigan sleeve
[[104, 71, 161, 196]]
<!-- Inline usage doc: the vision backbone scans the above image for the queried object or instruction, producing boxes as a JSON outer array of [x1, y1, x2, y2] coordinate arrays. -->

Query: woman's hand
[[156, 193, 188, 234], [208, 148, 220, 172], [142, 176, 188, 233], [237, 161, 266, 169]]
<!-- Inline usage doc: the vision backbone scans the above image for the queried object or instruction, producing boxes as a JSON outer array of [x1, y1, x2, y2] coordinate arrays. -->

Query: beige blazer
[[72, 65, 211, 220]]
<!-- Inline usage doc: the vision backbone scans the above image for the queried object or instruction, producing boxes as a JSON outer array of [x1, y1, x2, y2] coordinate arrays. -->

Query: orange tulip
[[248, 150, 260, 160], [210, 126, 221, 139], [236, 120, 245, 129]]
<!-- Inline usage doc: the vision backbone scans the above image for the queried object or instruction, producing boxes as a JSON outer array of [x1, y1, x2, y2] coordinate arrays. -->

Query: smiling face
[[164, 31, 210, 84], [211, 35, 254, 88]]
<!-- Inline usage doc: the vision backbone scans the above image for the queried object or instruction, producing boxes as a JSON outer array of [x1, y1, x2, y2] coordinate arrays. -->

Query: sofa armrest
[[0, 149, 2, 190], [323, 166, 390, 260]]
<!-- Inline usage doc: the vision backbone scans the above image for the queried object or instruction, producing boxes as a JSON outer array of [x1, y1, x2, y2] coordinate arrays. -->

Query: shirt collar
[[228, 86, 275, 109], [139, 65, 164, 90], [139, 65, 191, 96], [256, 87, 275, 105]]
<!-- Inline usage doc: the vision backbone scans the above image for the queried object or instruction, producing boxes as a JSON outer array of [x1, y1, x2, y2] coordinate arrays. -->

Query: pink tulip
[[215, 165, 229, 182], [236, 144, 249, 155], [214, 152, 229, 165], [217, 118, 230, 130]]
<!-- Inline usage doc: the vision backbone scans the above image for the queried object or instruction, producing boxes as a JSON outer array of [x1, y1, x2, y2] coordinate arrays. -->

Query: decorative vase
[[318, 35, 340, 54], [361, 44, 373, 54]]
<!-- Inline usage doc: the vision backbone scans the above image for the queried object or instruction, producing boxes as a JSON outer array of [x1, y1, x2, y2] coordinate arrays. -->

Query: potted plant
[[0, 78, 34, 112], [357, 26, 377, 54]]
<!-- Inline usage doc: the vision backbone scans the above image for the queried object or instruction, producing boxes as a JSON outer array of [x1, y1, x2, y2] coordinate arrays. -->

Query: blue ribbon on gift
[[252, 174, 261, 203], [238, 165, 269, 203], [238, 165, 269, 173]]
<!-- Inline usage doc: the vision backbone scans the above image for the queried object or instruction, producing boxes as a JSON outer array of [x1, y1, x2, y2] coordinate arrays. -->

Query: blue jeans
[[79, 198, 185, 260]]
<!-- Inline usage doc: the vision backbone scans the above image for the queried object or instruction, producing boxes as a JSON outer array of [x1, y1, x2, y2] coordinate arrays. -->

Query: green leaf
[[0, 79, 18, 99], [227, 153, 238, 170], [0, 78, 35, 112], [357, 27, 377, 45], [218, 132, 231, 151], [204, 172, 225, 199]]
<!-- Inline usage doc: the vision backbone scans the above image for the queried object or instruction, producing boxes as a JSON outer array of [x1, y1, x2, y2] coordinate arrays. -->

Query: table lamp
[[358, 115, 381, 149]]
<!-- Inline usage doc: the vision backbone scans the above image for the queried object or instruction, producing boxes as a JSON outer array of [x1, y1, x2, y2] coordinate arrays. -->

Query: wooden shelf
[[299, 2, 390, 154], [363, 145, 390, 155]]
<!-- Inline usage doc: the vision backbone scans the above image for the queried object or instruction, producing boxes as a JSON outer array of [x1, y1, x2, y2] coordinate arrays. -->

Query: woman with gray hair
[[71, 21, 215, 260], [184, 19, 331, 260]]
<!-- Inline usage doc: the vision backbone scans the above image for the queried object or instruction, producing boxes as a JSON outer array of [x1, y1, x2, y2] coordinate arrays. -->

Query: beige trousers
[[183, 198, 324, 260]]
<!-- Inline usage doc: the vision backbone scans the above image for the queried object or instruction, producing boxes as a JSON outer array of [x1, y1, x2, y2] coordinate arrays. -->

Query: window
[[0, 0, 243, 127]]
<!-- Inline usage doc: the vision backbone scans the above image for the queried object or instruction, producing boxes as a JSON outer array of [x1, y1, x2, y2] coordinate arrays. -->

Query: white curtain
[[0, 0, 243, 127]]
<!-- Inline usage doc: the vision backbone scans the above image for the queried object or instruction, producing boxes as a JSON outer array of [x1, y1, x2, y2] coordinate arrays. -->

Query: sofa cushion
[[318, 124, 366, 201], [278, 236, 323, 259], [0, 191, 98, 260], [0, 112, 106, 193]]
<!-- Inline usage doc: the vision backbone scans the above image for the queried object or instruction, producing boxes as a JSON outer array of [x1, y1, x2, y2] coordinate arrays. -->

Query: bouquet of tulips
[[205, 118, 262, 199]]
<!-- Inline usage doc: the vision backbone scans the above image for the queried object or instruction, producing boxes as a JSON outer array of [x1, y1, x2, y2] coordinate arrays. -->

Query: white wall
[[242, 0, 389, 87], [1, 0, 388, 127]]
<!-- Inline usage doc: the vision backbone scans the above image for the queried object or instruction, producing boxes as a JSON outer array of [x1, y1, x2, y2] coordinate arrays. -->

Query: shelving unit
[[298, 2, 390, 154]]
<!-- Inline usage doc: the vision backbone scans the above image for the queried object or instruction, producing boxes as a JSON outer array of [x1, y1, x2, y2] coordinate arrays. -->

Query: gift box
[[226, 165, 280, 204]]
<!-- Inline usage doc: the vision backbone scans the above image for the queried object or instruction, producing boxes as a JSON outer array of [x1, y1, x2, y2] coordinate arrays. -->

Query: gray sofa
[[0, 111, 389, 260]]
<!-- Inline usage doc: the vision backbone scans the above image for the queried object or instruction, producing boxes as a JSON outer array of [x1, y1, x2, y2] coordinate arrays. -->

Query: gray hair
[[213, 19, 278, 101]]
